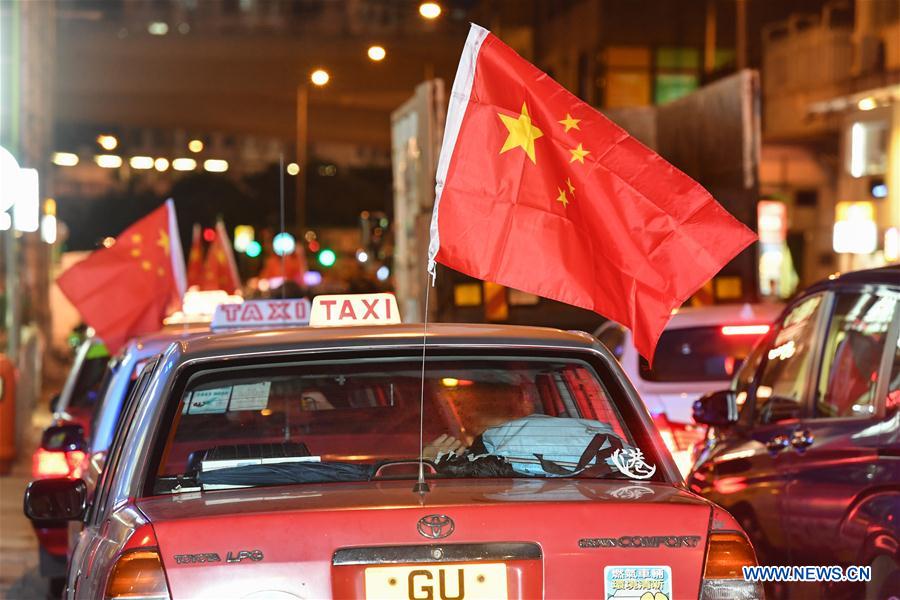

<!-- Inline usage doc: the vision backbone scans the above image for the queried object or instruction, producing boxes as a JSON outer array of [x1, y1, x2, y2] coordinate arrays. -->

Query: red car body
[[28, 317, 762, 599]]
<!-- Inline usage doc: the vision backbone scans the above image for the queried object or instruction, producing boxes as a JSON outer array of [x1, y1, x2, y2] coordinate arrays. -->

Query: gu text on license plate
[[364, 563, 507, 600], [604, 565, 672, 599]]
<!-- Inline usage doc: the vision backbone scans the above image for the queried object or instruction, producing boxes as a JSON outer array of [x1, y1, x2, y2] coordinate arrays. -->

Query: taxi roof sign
[[310, 293, 400, 327], [212, 298, 311, 330]]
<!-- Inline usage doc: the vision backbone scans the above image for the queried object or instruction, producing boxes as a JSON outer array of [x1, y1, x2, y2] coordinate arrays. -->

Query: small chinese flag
[[186, 223, 204, 288], [259, 249, 308, 285], [57, 200, 187, 352], [201, 219, 241, 293], [428, 25, 756, 360]]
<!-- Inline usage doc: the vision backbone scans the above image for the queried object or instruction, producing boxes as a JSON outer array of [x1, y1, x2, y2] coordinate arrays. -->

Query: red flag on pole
[[201, 219, 241, 293], [186, 223, 204, 288], [57, 200, 187, 353], [428, 24, 756, 360]]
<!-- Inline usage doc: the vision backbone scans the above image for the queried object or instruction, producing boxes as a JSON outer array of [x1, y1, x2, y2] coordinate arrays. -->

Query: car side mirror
[[41, 424, 86, 452], [49, 393, 61, 413], [23, 478, 87, 523], [693, 390, 738, 427]]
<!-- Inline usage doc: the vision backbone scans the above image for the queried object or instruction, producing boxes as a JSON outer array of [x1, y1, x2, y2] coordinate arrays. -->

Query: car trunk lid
[[138, 478, 712, 599]]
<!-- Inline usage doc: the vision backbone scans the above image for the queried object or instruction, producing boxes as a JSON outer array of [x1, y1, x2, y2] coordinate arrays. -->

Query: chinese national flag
[[200, 220, 241, 293], [186, 223, 204, 288], [57, 200, 187, 353], [428, 25, 756, 360]]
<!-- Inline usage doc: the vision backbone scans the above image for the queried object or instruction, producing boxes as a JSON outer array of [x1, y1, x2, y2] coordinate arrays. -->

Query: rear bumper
[[33, 525, 68, 557]]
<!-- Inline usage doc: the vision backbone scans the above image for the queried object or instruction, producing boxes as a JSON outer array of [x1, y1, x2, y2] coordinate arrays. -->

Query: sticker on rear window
[[228, 382, 272, 411], [187, 387, 232, 414], [604, 565, 672, 599]]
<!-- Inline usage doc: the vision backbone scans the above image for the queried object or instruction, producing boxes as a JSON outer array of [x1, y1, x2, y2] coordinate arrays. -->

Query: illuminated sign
[[833, 201, 876, 254], [211, 298, 311, 330], [310, 293, 400, 327]]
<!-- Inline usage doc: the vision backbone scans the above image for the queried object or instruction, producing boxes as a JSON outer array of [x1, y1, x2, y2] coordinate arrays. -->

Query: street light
[[172, 158, 197, 171], [95, 155, 122, 168], [419, 2, 441, 19], [129, 156, 154, 170], [188, 139, 204, 153], [97, 135, 118, 151], [52, 152, 79, 167], [310, 69, 330, 86], [367, 45, 386, 61]]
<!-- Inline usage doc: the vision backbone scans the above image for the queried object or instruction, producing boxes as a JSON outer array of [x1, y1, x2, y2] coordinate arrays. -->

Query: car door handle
[[790, 429, 814, 451], [765, 434, 790, 454]]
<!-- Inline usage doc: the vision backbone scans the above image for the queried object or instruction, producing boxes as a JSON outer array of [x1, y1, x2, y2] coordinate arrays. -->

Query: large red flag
[[428, 24, 756, 360], [57, 200, 187, 352], [201, 219, 241, 293]]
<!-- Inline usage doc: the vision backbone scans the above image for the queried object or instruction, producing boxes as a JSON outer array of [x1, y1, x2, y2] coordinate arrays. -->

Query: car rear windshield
[[639, 326, 763, 383], [68, 356, 111, 409], [151, 354, 655, 493]]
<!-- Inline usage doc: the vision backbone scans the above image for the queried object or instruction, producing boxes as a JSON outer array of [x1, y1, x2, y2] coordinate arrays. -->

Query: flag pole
[[413, 272, 432, 497], [279, 153, 287, 301]]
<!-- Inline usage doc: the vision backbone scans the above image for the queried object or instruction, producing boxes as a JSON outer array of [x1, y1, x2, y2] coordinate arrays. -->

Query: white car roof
[[666, 302, 783, 329]]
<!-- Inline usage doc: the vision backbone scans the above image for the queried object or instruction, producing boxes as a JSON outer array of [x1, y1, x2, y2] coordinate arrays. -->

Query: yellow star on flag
[[498, 102, 543, 164], [157, 229, 170, 256], [566, 177, 576, 196], [131, 233, 142, 245], [569, 143, 590, 164], [556, 187, 569, 207], [558, 113, 581, 133]]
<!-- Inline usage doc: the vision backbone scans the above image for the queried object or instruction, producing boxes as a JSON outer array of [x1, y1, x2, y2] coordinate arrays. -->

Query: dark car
[[688, 266, 900, 599]]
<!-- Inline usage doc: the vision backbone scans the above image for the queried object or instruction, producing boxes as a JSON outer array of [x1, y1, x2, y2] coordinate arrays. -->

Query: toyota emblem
[[417, 514, 455, 539]]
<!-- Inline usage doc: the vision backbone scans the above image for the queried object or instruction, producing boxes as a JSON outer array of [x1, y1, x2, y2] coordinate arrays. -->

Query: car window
[[88, 358, 121, 439], [148, 353, 656, 494], [753, 294, 824, 425], [815, 292, 898, 418], [89, 362, 156, 525], [639, 326, 764, 382], [733, 332, 769, 417], [596, 324, 626, 360], [66, 356, 111, 410], [888, 330, 900, 414]]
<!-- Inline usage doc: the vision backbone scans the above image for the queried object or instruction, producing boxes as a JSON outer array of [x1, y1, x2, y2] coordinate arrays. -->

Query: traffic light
[[245, 240, 262, 258], [318, 248, 336, 267], [360, 211, 389, 260]]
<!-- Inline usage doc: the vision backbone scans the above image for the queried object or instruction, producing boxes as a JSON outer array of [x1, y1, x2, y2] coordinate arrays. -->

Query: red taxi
[[25, 294, 763, 599]]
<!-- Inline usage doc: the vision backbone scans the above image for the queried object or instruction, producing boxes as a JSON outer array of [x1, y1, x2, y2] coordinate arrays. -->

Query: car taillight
[[701, 527, 764, 598], [652, 414, 705, 452], [105, 549, 170, 600], [720, 324, 770, 336], [653, 414, 679, 455], [106, 525, 170, 600], [32, 448, 85, 479], [652, 413, 705, 476]]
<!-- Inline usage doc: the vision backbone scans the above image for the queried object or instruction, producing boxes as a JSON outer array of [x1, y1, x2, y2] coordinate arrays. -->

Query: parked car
[[30, 338, 109, 592], [689, 266, 900, 599], [26, 294, 763, 600], [32, 317, 213, 592], [595, 303, 781, 474]]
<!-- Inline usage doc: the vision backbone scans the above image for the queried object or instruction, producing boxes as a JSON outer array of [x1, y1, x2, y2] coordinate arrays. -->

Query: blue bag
[[480, 414, 629, 477]]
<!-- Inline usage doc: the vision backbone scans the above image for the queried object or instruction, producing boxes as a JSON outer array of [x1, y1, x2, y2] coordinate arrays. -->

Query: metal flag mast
[[279, 153, 287, 301], [414, 274, 432, 496]]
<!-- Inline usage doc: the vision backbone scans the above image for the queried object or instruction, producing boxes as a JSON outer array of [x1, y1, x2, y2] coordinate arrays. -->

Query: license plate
[[365, 562, 507, 600]]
